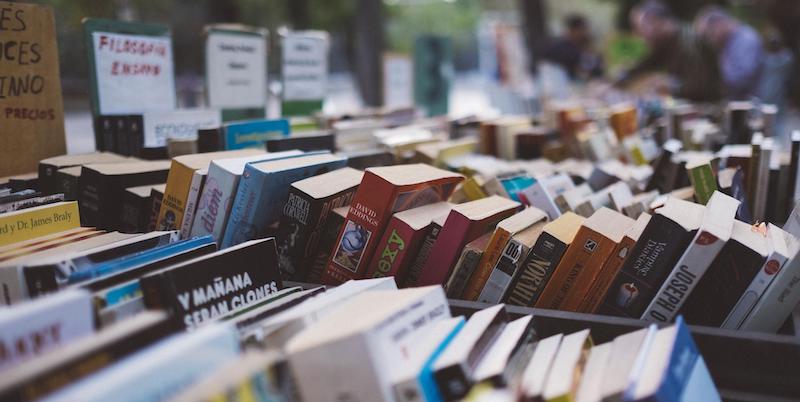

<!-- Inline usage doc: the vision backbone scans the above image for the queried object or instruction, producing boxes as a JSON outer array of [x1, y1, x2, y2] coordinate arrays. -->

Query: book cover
[[140, 238, 283, 329], [190, 150, 300, 242], [38, 152, 130, 195], [518, 173, 575, 220], [598, 198, 705, 318], [322, 164, 463, 284], [504, 212, 584, 307], [222, 152, 348, 248], [277, 167, 363, 281], [266, 131, 336, 153], [403, 214, 446, 288], [54, 166, 82, 201], [445, 232, 491, 299], [680, 221, 769, 327], [177, 168, 206, 239], [223, 118, 290, 149], [364, 201, 453, 284], [642, 192, 740, 323], [156, 149, 263, 231], [78, 161, 170, 230], [0, 202, 80, 247], [687, 161, 717, 205], [542, 329, 593, 402], [146, 184, 165, 232], [418, 196, 520, 288], [307, 205, 349, 283], [119, 184, 160, 233], [536, 208, 634, 311]]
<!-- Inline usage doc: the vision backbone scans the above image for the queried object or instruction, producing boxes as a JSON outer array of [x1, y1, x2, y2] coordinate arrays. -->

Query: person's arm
[[614, 47, 665, 86], [721, 29, 764, 97]]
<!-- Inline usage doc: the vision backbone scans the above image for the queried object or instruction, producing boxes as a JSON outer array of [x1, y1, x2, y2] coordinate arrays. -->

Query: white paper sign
[[383, 54, 413, 108], [92, 31, 176, 115], [143, 109, 221, 148], [206, 31, 267, 108], [282, 32, 329, 101]]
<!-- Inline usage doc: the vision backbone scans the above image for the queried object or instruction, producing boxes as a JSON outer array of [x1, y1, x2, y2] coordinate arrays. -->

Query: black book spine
[[434, 364, 472, 402], [646, 150, 676, 193], [147, 189, 164, 232], [276, 188, 322, 280], [786, 139, 800, 221], [77, 168, 103, 227], [766, 167, 781, 223], [93, 115, 114, 151], [56, 170, 79, 201], [306, 210, 346, 283], [120, 191, 149, 234], [598, 215, 696, 318], [503, 232, 568, 307], [114, 117, 130, 156], [402, 222, 442, 287], [128, 115, 144, 158], [38, 163, 58, 195], [22, 266, 59, 299], [197, 128, 224, 153], [679, 241, 765, 327]]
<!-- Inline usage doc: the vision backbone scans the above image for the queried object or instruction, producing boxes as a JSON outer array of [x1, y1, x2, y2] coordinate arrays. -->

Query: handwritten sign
[[206, 28, 267, 109], [282, 31, 329, 101], [143, 109, 222, 148], [90, 29, 176, 115], [383, 53, 413, 108], [0, 2, 66, 176]]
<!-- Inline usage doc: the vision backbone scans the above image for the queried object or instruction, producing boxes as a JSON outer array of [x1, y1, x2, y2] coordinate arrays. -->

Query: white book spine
[[641, 230, 725, 323], [722, 251, 789, 329], [739, 255, 800, 332], [520, 182, 560, 220], [477, 240, 528, 304], [179, 170, 206, 239], [190, 163, 239, 243], [0, 265, 26, 305]]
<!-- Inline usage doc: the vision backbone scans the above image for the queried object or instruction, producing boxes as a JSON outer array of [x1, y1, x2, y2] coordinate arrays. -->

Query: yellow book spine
[[462, 177, 488, 201], [0, 202, 80, 247], [156, 160, 195, 231], [462, 229, 510, 301]]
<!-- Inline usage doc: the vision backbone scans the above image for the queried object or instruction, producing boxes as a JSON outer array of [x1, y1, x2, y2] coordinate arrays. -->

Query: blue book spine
[[655, 316, 701, 402], [103, 281, 142, 306], [502, 176, 536, 202], [224, 119, 291, 150], [419, 318, 466, 402], [221, 163, 262, 248]]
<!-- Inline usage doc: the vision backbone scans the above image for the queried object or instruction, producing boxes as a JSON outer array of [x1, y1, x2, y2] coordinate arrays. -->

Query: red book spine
[[364, 219, 422, 284], [416, 211, 472, 286], [321, 173, 395, 284]]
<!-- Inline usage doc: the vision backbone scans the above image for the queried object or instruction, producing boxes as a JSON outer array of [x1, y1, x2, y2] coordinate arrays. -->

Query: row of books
[[0, 275, 718, 402]]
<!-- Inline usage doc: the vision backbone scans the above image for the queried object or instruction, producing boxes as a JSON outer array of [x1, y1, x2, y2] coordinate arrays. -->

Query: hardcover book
[[445, 232, 492, 298], [221, 118, 291, 149], [642, 192, 739, 323], [536, 208, 634, 311], [418, 196, 520, 287], [178, 168, 206, 238], [54, 166, 82, 201], [364, 201, 453, 284], [403, 214, 447, 288], [38, 152, 130, 195], [471, 315, 534, 386], [598, 197, 705, 318], [141, 238, 283, 329], [156, 149, 263, 231], [222, 152, 348, 248], [278, 167, 363, 281], [78, 161, 170, 230], [504, 212, 585, 308], [322, 164, 463, 284], [463, 206, 547, 301], [307, 205, 349, 283], [266, 131, 336, 153], [686, 159, 717, 205], [120, 184, 163, 233]]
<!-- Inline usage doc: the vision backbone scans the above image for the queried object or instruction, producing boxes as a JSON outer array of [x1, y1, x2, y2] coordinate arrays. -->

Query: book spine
[[688, 164, 716, 205], [535, 227, 601, 310], [322, 174, 396, 284], [78, 170, 102, 227], [128, 115, 144, 157], [157, 160, 195, 231], [655, 320, 700, 402], [461, 230, 511, 301], [577, 237, 634, 313], [598, 215, 695, 318], [115, 117, 130, 156], [477, 240, 529, 304], [147, 189, 164, 232], [22, 265, 59, 299], [0, 202, 81, 247], [519, 183, 560, 220], [739, 256, 800, 332], [0, 266, 27, 305], [307, 210, 347, 283], [433, 364, 472, 402], [56, 170, 79, 201], [641, 230, 726, 323], [721, 252, 788, 329], [277, 188, 321, 280], [221, 164, 261, 248], [191, 165, 231, 240], [503, 233, 567, 307], [416, 214, 472, 287], [445, 247, 483, 298], [364, 219, 417, 281], [296, 191, 356, 280], [788, 138, 800, 213], [403, 223, 442, 288], [753, 147, 771, 222], [179, 171, 206, 239]]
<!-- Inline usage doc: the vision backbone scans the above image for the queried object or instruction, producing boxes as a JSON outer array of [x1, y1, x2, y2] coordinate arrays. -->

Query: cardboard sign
[[205, 26, 268, 109], [0, 2, 66, 176], [143, 109, 222, 148], [84, 19, 176, 116], [382, 53, 413, 108], [282, 31, 329, 101]]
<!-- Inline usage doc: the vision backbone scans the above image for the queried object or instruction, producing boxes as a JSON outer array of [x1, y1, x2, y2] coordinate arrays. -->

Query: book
[[624, 317, 720, 402], [222, 152, 348, 248], [78, 161, 171, 230], [287, 286, 450, 402], [478, 216, 548, 304], [536, 208, 635, 311], [307, 205, 349, 283], [0, 202, 80, 247], [599, 197, 705, 318], [504, 212, 585, 308], [574, 342, 612, 402], [579, 213, 651, 313], [266, 131, 336, 153], [599, 326, 656, 402], [432, 304, 507, 401], [119, 184, 163, 233], [751, 138, 772, 223], [722, 223, 794, 329], [392, 317, 465, 402], [141, 238, 282, 329], [471, 315, 534, 386], [38, 152, 130, 195], [686, 159, 717, 205], [365, 201, 453, 284], [519, 333, 562, 402], [228, 287, 325, 332], [277, 167, 363, 281], [0, 289, 94, 373], [0, 311, 177, 402], [343, 149, 396, 170], [156, 149, 263, 231], [0, 194, 64, 214], [38, 323, 240, 402], [418, 196, 520, 288], [463, 207, 546, 301], [642, 192, 740, 323], [445, 232, 492, 298], [554, 183, 592, 213], [146, 184, 166, 231], [322, 164, 463, 284], [0, 227, 97, 261], [680, 220, 769, 327], [404, 213, 447, 288], [717, 167, 752, 224], [220, 118, 291, 149], [542, 329, 592, 402], [178, 168, 206, 239], [190, 150, 302, 242]]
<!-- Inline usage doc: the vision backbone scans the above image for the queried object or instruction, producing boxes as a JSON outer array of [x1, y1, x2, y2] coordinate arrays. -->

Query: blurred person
[[695, 6, 765, 100], [616, 0, 722, 102], [540, 14, 604, 81]]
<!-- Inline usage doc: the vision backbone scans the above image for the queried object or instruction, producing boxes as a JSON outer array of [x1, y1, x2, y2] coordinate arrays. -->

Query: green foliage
[[385, 0, 482, 53]]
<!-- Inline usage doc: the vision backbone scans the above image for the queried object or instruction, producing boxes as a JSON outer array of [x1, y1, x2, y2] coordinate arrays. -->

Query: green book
[[688, 161, 717, 205]]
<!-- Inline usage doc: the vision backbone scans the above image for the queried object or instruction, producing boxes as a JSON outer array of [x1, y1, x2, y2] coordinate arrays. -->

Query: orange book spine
[[558, 233, 618, 311], [578, 236, 636, 313], [461, 229, 510, 300]]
